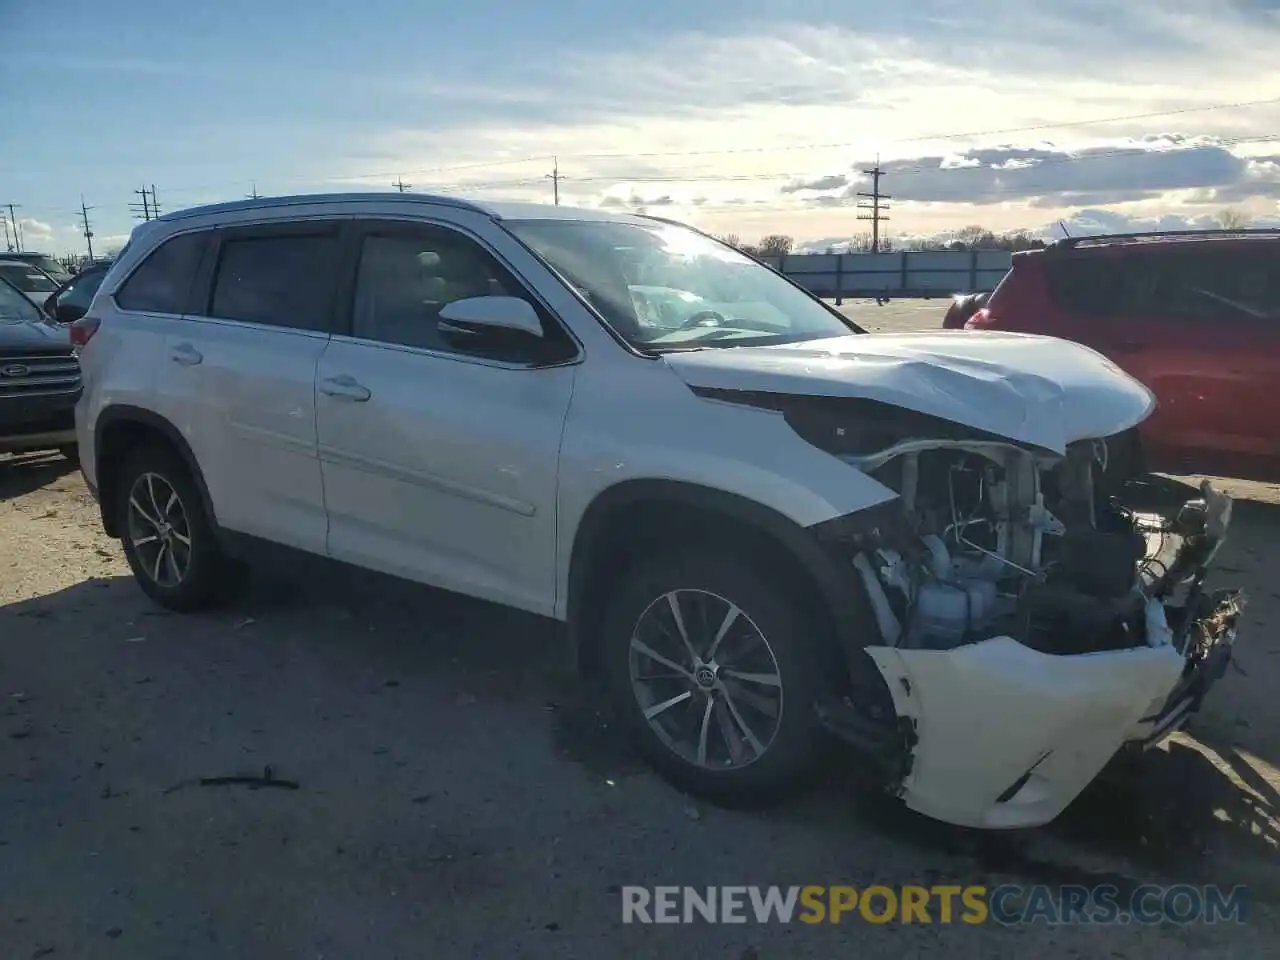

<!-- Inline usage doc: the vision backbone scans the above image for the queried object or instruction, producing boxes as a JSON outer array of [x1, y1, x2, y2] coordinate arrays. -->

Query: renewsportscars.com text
[[621, 884, 1247, 926]]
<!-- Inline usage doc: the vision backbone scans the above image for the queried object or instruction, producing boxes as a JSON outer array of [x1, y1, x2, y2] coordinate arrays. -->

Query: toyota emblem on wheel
[[1, 363, 29, 378]]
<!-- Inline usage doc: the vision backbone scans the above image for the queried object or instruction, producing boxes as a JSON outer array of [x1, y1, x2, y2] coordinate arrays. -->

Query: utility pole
[[547, 157, 560, 206], [393, 176, 411, 193], [856, 160, 891, 253], [130, 185, 153, 221], [149, 184, 161, 218], [5, 203, 22, 251], [2, 215, 12, 252], [247, 182, 261, 199], [78, 197, 95, 261]]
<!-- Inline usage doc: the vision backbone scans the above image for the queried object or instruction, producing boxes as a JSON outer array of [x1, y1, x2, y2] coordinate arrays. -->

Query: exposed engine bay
[[842, 437, 1240, 660]]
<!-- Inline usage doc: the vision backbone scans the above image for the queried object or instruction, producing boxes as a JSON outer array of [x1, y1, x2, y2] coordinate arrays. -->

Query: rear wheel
[[116, 446, 244, 611], [599, 548, 831, 806]]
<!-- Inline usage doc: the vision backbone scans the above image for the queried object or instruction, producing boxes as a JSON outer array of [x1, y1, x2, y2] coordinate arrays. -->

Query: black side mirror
[[42, 293, 58, 320], [54, 300, 87, 324]]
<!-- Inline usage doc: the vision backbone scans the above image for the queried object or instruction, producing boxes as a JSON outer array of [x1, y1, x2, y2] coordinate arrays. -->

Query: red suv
[[965, 230, 1280, 483]]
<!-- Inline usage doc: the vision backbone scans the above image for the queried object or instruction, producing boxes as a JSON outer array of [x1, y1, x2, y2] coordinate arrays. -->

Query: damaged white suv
[[74, 194, 1242, 829]]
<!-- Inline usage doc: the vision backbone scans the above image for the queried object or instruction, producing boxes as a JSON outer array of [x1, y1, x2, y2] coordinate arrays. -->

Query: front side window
[[503, 218, 860, 350], [209, 232, 339, 330], [116, 231, 208, 314], [0, 262, 57, 294], [1147, 251, 1280, 322], [351, 227, 553, 356]]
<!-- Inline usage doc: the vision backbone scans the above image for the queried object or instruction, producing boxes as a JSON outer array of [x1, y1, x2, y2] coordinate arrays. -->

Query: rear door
[[156, 220, 342, 554], [1135, 246, 1280, 477]]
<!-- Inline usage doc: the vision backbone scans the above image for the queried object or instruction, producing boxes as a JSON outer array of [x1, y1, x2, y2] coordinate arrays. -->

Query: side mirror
[[53, 300, 87, 324], [42, 293, 58, 320], [438, 296, 543, 341]]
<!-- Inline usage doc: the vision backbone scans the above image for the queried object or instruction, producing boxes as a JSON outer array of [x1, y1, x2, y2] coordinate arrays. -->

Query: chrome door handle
[[171, 343, 202, 366], [319, 375, 371, 402]]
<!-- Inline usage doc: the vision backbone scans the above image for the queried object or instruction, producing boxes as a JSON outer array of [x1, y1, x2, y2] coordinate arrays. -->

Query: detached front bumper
[[855, 486, 1243, 831]]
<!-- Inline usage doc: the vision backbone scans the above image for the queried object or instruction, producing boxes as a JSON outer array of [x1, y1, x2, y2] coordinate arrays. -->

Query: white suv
[[73, 193, 1243, 829]]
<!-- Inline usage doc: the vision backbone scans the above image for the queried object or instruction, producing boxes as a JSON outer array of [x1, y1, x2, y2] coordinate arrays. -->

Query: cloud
[[781, 175, 850, 194], [793, 138, 1266, 209], [1050, 207, 1280, 237]]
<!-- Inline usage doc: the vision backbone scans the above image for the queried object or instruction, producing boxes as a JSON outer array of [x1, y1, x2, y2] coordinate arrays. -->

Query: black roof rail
[[1051, 227, 1280, 249]]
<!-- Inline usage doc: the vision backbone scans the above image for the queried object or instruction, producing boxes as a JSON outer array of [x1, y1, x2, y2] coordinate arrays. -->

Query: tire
[[115, 445, 244, 612], [599, 548, 832, 807]]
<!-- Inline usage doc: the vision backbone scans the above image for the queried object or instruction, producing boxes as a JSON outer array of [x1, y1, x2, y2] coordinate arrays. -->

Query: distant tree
[[714, 232, 743, 249], [757, 234, 794, 257], [1216, 208, 1252, 230]]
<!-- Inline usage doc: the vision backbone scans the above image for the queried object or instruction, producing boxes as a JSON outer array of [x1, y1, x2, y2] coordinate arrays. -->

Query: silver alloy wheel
[[629, 588, 783, 770], [126, 472, 192, 589]]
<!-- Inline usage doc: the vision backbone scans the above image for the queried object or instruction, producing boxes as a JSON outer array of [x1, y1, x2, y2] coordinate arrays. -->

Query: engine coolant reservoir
[[909, 578, 998, 648]]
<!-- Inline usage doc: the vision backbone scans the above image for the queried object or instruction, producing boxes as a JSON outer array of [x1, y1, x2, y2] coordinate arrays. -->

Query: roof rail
[[1052, 227, 1280, 249], [157, 192, 492, 223]]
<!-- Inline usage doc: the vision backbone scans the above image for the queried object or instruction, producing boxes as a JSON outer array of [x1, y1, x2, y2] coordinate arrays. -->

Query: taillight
[[70, 316, 101, 347], [964, 308, 994, 330]]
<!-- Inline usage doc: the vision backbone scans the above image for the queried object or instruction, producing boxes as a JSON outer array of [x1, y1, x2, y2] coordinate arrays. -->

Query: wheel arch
[[94, 405, 219, 541], [565, 479, 878, 685]]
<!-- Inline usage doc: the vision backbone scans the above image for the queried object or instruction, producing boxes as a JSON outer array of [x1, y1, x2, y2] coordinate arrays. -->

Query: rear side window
[[1045, 255, 1152, 316], [116, 231, 207, 314], [209, 232, 339, 331]]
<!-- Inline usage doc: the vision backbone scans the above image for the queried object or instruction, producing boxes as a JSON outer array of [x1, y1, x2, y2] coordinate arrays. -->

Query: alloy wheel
[[628, 589, 784, 770], [126, 472, 192, 588]]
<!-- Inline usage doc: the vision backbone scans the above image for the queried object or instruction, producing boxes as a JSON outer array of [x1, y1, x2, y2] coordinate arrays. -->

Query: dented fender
[[865, 638, 1187, 829]]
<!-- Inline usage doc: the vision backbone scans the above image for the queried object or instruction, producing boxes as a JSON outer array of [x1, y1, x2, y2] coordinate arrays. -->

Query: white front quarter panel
[[868, 638, 1186, 829], [554, 354, 900, 619]]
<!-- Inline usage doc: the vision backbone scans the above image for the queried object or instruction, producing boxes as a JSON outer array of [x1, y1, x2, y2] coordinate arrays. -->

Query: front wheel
[[116, 446, 244, 611], [599, 549, 831, 807]]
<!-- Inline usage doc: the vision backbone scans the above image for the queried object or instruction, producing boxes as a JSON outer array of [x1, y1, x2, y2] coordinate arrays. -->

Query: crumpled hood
[[662, 331, 1156, 454]]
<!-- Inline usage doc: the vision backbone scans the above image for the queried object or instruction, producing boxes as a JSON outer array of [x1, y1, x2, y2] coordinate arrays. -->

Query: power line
[[392, 176, 412, 192], [856, 160, 890, 252], [84, 95, 1280, 206], [567, 95, 1280, 162]]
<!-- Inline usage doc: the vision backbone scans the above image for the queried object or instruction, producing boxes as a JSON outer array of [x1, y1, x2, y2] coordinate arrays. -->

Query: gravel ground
[[3, 300, 1278, 958]]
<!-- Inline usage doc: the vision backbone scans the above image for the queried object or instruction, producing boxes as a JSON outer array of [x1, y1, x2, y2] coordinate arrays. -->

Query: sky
[[3, 0, 1280, 256]]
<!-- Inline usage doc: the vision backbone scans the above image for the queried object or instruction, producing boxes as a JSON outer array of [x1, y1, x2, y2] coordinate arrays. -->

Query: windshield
[[0, 262, 57, 294], [504, 219, 861, 350], [0, 278, 43, 324]]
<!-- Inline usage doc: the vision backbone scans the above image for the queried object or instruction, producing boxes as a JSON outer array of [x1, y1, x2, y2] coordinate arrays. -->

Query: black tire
[[115, 445, 244, 612], [599, 548, 832, 807]]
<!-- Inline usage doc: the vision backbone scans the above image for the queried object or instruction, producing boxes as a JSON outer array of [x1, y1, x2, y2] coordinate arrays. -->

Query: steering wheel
[[674, 309, 727, 331]]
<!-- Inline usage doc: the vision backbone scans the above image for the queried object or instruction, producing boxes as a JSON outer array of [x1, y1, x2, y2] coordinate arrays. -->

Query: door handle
[[319, 375, 371, 402], [170, 343, 202, 366]]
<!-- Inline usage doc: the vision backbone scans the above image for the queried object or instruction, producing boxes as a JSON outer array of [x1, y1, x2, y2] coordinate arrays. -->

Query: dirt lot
[[3, 300, 1278, 958]]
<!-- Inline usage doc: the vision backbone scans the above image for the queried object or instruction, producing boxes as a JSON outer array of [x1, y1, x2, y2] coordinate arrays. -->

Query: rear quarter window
[[115, 231, 208, 314]]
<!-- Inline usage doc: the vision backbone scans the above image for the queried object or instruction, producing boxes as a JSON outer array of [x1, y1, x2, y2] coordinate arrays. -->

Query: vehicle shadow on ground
[[5, 512, 1277, 905], [0, 450, 77, 500]]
